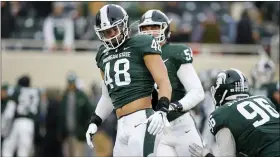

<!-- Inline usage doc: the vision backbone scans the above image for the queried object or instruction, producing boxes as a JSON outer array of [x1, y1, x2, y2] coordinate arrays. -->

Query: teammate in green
[[189, 69, 280, 157], [138, 10, 205, 156], [2, 75, 41, 157], [85, 4, 172, 157]]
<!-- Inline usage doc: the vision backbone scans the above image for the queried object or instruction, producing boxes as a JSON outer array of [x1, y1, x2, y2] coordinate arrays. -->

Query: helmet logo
[[215, 72, 226, 88], [103, 23, 107, 27]]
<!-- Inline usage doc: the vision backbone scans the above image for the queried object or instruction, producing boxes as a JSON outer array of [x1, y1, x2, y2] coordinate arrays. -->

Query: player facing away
[[85, 4, 172, 157], [189, 69, 280, 157], [2, 75, 40, 157], [138, 9, 205, 156]]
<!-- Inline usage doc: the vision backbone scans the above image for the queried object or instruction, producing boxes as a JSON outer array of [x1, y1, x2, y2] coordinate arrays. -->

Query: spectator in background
[[235, 10, 255, 44], [43, 2, 75, 52], [169, 22, 191, 42], [80, 2, 107, 40], [270, 29, 279, 64], [163, 2, 183, 17], [1, 2, 15, 38], [201, 10, 221, 43], [43, 88, 63, 157], [58, 72, 93, 157]]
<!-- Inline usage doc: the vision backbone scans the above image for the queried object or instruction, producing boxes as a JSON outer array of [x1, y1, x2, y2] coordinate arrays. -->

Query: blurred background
[[1, 1, 279, 157]]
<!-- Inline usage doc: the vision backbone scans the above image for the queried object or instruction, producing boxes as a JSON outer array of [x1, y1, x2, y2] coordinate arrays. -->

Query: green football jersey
[[160, 43, 193, 121], [209, 95, 280, 157], [11, 86, 41, 119], [95, 34, 162, 109]]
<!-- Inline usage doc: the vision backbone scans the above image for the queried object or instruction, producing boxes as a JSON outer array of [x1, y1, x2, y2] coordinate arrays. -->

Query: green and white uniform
[[96, 34, 161, 157], [155, 43, 205, 157], [209, 95, 280, 157], [2, 86, 40, 157]]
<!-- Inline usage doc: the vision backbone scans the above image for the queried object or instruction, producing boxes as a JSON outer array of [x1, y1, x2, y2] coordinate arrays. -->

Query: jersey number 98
[[104, 58, 131, 89], [237, 97, 279, 128]]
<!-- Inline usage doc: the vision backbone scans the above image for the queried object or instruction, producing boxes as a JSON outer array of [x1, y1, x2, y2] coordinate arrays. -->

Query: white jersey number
[[17, 88, 40, 116], [237, 97, 279, 128], [104, 58, 131, 89]]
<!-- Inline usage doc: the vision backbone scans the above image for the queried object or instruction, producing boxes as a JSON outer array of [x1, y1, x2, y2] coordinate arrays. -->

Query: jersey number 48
[[104, 58, 131, 89]]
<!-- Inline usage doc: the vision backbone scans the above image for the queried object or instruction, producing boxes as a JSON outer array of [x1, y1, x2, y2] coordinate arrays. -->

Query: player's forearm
[[177, 64, 205, 111], [89, 82, 114, 126], [94, 95, 114, 121], [157, 79, 172, 101]]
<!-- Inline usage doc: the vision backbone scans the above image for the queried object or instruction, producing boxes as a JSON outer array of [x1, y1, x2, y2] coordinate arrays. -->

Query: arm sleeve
[[213, 127, 236, 157], [177, 64, 205, 111], [95, 81, 114, 121], [2, 100, 16, 119]]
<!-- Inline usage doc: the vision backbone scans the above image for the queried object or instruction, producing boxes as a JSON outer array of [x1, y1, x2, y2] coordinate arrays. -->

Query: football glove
[[169, 101, 183, 112], [146, 111, 169, 135], [189, 143, 213, 157], [85, 113, 102, 148], [86, 123, 98, 148]]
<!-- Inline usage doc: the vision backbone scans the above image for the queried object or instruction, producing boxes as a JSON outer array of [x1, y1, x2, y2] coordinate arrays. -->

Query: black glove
[[169, 101, 183, 112]]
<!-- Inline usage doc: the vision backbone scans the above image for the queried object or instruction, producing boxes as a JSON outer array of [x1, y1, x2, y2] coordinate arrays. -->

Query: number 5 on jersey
[[104, 58, 131, 89]]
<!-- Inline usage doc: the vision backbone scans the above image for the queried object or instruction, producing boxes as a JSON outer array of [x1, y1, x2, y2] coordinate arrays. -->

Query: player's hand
[[189, 143, 212, 157], [169, 102, 183, 112], [146, 111, 170, 135], [85, 123, 98, 148]]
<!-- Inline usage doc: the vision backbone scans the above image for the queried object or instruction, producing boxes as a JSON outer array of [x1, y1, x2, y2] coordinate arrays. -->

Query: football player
[[2, 75, 40, 157], [251, 58, 279, 112], [189, 69, 280, 157], [138, 9, 205, 156], [85, 4, 172, 157]]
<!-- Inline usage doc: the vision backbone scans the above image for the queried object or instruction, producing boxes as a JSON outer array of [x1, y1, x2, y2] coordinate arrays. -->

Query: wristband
[[89, 113, 102, 127], [157, 96, 170, 113]]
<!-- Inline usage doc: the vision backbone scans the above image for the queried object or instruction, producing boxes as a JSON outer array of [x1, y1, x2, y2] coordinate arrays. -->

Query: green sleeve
[[135, 34, 162, 56], [209, 107, 227, 136], [173, 45, 193, 64]]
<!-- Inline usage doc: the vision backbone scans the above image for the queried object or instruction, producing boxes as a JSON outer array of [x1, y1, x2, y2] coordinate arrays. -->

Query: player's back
[[12, 86, 40, 119], [211, 95, 280, 157]]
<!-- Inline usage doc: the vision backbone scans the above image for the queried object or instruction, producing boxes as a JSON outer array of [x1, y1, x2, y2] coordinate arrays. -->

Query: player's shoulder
[[165, 43, 191, 52], [163, 43, 193, 63], [130, 34, 154, 42], [96, 45, 107, 59], [126, 34, 155, 47], [210, 104, 229, 118], [95, 45, 108, 66]]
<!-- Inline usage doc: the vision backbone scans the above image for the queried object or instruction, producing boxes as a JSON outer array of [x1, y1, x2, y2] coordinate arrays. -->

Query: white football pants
[[2, 118, 35, 157], [113, 108, 157, 157], [155, 112, 204, 157]]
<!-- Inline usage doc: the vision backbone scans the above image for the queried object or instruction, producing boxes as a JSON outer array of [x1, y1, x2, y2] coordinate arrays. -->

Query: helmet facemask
[[95, 15, 129, 50], [138, 22, 169, 44]]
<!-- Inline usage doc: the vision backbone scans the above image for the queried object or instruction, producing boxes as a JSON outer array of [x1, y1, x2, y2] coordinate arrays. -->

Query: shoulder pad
[[95, 45, 107, 69], [209, 106, 228, 136], [168, 44, 193, 64]]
